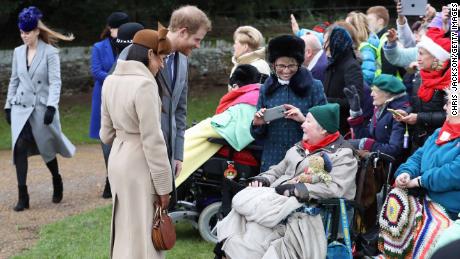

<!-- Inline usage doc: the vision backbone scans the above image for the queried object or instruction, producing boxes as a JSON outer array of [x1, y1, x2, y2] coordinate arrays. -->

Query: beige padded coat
[[100, 60, 173, 259]]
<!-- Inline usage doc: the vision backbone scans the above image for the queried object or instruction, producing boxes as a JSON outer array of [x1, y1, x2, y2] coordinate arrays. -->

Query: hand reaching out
[[387, 28, 398, 44], [290, 14, 299, 35]]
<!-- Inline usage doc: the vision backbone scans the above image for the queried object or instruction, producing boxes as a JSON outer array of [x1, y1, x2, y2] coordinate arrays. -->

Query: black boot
[[14, 185, 29, 211], [52, 174, 63, 203], [102, 177, 112, 199]]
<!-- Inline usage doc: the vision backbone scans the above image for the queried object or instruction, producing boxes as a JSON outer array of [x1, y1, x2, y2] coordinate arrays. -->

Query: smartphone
[[263, 105, 287, 122], [387, 108, 403, 117], [400, 0, 427, 16]]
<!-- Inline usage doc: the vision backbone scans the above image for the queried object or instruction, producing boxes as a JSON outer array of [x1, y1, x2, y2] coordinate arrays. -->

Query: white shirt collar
[[277, 78, 290, 85]]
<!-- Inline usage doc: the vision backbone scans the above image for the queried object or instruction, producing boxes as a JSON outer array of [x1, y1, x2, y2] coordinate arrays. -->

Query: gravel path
[[0, 144, 111, 259]]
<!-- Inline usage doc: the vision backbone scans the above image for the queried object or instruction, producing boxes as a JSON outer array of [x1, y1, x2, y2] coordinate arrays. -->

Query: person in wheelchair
[[175, 64, 263, 188], [378, 92, 460, 258], [215, 103, 358, 259]]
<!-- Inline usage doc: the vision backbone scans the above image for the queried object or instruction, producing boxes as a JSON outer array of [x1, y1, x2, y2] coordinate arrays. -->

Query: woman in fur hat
[[4, 6, 75, 211], [251, 35, 327, 173], [99, 28, 174, 258]]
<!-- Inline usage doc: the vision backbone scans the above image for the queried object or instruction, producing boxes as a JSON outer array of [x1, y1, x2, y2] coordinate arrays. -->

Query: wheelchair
[[169, 137, 262, 243], [316, 151, 396, 258]]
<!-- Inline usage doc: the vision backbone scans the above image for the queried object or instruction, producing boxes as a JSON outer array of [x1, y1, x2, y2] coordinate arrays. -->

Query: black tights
[[14, 137, 59, 186]]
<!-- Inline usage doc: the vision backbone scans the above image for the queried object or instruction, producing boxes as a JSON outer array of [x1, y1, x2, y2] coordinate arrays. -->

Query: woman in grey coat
[[4, 6, 76, 211]]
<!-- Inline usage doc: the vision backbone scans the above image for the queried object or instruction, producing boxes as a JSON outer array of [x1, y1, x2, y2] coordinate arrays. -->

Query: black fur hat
[[267, 35, 305, 65]]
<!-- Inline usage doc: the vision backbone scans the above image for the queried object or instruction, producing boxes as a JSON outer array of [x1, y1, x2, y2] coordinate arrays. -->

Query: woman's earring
[[431, 59, 443, 71]]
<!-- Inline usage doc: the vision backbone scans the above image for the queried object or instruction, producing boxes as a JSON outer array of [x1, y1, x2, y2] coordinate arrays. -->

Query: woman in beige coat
[[100, 28, 173, 259]]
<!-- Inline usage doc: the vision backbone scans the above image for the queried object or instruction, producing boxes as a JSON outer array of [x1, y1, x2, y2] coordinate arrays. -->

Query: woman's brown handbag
[[152, 206, 176, 250]]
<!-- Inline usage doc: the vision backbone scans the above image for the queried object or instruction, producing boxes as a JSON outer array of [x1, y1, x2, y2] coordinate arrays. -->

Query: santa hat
[[417, 28, 451, 62]]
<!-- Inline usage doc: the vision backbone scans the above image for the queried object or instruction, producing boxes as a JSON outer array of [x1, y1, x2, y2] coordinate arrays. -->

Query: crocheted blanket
[[378, 188, 452, 259]]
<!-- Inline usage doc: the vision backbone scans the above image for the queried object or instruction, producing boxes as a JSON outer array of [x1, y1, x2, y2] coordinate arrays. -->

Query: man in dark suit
[[156, 5, 212, 177]]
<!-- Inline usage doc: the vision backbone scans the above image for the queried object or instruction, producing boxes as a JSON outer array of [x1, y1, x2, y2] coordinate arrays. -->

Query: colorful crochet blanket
[[378, 188, 452, 259]]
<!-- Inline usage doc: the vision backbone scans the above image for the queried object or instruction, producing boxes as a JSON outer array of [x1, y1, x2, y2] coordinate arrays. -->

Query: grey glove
[[343, 85, 362, 117]]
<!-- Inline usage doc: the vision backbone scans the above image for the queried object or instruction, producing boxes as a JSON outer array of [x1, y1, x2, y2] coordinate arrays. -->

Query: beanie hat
[[18, 6, 43, 32], [132, 24, 171, 55], [417, 27, 450, 62], [372, 74, 406, 94], [229, 64, 261, 87], [107, 12, 129, 28], [267, 35, 305, 65], [309, 103, 340, 133], [116, 22, 144, 50]]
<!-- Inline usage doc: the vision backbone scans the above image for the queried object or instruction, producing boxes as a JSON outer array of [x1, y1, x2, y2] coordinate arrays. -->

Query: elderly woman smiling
[[346, 74, 410, 158], [393, 27, 451, 151], [216, 104, 358, 259]]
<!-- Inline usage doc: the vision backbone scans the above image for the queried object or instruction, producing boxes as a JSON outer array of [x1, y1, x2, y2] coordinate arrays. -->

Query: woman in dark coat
[[251, 35, 327, 172], [323, 26, 364, 135], [89, 12, 128, 198], [346, 74, 410, 158], [393, 28, 450, 152]]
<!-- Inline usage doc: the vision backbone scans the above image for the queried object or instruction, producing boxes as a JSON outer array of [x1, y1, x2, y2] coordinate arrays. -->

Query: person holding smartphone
[[251, 35, 327, 173], [393, 27, 450, 151]]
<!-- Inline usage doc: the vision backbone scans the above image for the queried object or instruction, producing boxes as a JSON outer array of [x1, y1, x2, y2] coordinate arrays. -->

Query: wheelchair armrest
[[366, 151, 396, 164], [206, 138, 263, 151], [315, 198, 360, 210], [207, 137, 230, 146]]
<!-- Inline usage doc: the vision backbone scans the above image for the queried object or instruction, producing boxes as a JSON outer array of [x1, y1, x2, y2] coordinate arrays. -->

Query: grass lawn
[[13, 205, 215, 259], [0, 87, 226, 150], [9, 86, 226, 258]]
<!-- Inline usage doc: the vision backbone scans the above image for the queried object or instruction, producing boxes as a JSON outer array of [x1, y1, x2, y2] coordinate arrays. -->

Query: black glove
[[5, 109, 11, 125], [44, 106, 56, 125], [275, 183, 309, 201], [343, 85, 362, 116], [249, 176, 270, 187]]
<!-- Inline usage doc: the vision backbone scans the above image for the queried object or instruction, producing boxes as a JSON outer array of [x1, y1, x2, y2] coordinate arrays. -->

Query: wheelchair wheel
[[198, 202, 221, 243]]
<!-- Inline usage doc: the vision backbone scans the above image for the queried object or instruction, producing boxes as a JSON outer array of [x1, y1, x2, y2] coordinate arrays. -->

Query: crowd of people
[[3, 1, 459, 259]]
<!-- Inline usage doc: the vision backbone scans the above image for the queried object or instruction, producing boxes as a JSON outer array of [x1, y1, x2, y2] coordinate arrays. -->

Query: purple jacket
[[310, 51, 328, 83]]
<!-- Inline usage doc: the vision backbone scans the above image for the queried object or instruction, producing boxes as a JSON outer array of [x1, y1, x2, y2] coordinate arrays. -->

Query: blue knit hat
[[18, 6, 43, 32]]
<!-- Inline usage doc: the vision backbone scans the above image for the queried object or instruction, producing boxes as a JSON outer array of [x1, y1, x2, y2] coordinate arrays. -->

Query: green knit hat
[[308, 103, 340, 133], [372, 74, 406, 94]]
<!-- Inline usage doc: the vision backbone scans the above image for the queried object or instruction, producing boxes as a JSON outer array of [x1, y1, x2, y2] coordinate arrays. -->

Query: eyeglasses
[[274, 64, 299, 71]]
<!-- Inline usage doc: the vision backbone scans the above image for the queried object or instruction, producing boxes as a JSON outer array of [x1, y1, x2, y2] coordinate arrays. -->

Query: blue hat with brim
[[18, 6, 43, 32]]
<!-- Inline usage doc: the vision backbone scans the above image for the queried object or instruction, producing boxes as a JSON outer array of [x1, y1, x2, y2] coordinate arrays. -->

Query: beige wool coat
[[100, 60, 173, 259]]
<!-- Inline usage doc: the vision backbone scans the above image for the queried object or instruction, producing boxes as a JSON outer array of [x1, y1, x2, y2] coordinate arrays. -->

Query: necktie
[[167, 53, 175, 85]]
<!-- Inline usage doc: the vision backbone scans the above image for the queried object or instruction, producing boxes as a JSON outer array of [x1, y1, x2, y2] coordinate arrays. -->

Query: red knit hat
[[417, 28, 451, 62]]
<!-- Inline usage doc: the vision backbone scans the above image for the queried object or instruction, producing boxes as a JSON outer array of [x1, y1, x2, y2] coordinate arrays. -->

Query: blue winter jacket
[[395, 128, 460, 215], [383, 42, 417, 69], [349, 93, 410, 157], [251, 68, 327, 172], [360, 34, 379, 85], [89, 38, 116, 139]]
